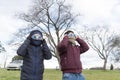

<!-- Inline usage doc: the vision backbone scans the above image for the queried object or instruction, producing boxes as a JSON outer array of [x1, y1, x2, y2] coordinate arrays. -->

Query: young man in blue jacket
[[57, 30, 89, 80], [17, 30, 52, 80]]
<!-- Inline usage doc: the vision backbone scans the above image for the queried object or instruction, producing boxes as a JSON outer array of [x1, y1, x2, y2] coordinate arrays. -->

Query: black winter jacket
[[17, 39, 52, 80]]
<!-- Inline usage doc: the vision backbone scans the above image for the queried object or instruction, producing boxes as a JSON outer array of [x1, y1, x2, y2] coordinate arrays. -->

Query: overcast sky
[[0, 0, 120, 68]]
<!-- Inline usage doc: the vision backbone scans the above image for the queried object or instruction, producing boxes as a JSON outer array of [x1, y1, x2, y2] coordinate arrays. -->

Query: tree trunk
[[56, 57, 61, 70], [4, 60, 7, 68], [4, 52, 7, 68], [103, 59, 107, 70]]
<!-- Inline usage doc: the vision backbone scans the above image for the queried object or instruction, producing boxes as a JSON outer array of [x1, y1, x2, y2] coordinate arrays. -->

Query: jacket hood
[[29, 30, 43, 37]]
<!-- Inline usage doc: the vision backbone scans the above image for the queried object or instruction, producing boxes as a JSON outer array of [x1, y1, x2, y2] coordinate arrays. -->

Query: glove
[[27, 35, 31, 40], [42, 39, 46, 43]]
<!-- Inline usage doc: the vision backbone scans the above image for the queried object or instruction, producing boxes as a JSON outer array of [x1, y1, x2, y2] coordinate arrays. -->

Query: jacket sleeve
[[17, 39, 30, 57], [57, 36, 69, 55], [42, 42, 52, 60], [76, 38, 89, 53]]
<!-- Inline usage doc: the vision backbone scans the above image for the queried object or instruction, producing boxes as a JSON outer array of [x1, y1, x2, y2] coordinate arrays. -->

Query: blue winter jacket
[[17, 39, 52, 80]]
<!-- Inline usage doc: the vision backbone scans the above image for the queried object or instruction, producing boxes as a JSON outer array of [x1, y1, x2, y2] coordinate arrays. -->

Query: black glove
[[27, 35, 31, 40], [42, 39, 46, 43]]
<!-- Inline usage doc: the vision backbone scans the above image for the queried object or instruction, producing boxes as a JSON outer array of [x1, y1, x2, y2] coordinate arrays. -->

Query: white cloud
[[70, 0, 120, 28], [0, 0, 32, 42]]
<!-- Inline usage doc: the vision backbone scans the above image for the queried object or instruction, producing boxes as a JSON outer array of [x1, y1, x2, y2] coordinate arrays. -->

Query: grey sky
[[0, 0, 32, 43], [0, 0, 120, 42], [72, 0, 120, 30]]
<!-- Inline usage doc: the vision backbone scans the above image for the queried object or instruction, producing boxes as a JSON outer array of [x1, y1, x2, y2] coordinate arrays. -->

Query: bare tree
[[12, 55, 23, 61], [76, 26, 116, 70], [10, 0, 79, 67], [0, 41, 6, 68], [0, 41, 6, 53], [109, 35, 120, 62]]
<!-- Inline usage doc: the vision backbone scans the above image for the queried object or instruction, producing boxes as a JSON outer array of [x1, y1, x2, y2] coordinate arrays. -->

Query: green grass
[[44, 69, 62, 80], [0, 69, 120, 80], [84, 70, 120, 80], [0, 69, 20, 80]]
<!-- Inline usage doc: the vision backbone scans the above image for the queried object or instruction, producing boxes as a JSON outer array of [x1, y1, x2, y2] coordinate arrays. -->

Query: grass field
[[0, 69, 120, 80]]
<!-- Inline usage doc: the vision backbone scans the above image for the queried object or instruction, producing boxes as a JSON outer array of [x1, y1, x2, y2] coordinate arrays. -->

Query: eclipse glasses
[[31, 34, 43, 40]]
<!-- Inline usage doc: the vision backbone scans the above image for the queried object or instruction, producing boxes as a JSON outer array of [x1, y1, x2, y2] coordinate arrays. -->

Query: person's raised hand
[[27, 35, 31, 40]]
